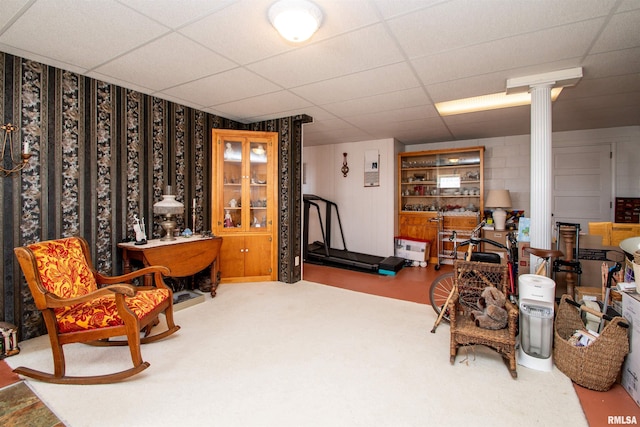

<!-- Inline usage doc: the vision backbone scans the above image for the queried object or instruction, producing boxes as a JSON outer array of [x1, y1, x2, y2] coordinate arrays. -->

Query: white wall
[[303, 138, 397, 257], [302, 126, 640, 257]]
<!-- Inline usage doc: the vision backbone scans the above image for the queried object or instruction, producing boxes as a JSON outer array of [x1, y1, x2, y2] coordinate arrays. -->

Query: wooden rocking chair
[[13, 236, 180, 384]]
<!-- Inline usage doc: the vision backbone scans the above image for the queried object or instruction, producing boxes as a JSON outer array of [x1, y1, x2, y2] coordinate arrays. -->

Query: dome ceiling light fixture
[[268, 0, 323, 43]]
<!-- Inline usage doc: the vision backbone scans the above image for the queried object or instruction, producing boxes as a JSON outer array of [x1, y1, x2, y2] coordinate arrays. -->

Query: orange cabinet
[[398, 212, 438, 259], [218, 235, 274, 281], [212, 129, 278, 282]]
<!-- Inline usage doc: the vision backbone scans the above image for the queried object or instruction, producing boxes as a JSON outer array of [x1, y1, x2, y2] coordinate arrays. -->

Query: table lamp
[[153, 186, 184, 241], [485, 189, 512, 231]]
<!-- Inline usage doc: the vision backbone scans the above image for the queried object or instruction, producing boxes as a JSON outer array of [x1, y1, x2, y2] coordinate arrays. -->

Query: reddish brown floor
[[304, 262, 640, 427], [0, 358, 20, 388], [1, 264, 637, 426]]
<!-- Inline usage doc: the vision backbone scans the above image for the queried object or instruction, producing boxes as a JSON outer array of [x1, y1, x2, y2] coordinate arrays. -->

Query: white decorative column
[[529, 83, 553, 259], [506, 68, 582, 273]]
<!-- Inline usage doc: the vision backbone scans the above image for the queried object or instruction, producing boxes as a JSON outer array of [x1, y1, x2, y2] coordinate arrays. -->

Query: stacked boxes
[[394, 236, 430, 262], [621, 292, 640, 407], [517, 241, 531, 276]]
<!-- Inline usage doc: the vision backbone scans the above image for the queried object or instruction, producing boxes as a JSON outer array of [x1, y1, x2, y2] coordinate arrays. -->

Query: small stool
[[525, 247, 564, 276]]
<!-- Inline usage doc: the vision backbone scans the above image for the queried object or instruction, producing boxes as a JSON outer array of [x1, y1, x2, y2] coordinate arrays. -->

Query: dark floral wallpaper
[[0, 52, 309, 339]]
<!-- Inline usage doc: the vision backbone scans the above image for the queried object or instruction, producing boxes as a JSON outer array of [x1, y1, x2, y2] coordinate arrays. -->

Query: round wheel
[[434, 264, 440, 271], [429, 272, 455, 322]]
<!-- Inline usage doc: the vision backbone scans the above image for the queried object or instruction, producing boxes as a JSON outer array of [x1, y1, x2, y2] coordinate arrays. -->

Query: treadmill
[[303, 194, 384, 272]]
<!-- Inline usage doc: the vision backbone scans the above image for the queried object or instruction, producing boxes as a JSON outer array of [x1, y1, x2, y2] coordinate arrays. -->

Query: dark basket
[[553, 295, 629, 391]]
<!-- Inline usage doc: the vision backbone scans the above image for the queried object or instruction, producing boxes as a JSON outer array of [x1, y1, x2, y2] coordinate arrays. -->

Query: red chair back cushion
[[28, 237, 97, 298]]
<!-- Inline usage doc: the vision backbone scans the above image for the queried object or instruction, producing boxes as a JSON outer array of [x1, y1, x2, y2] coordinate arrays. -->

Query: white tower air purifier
[[518, 274, 556, 371]]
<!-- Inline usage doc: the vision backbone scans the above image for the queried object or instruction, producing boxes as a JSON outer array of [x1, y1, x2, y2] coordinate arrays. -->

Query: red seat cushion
[[27, 237, 171, 333], [55, 289, 171, 333]]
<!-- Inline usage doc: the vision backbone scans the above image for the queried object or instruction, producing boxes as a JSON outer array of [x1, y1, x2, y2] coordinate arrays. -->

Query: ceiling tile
[[561, 74, 640, 100], [291, 62, 421, 105], [555, 92, 640, 113], [85, 70, 155, 96], [372, 0, 441, 19], [92, 33, 236, 91], [215, 90, 312, 120], [0, 0, 168, 70], [247, 24, 405, 88], [591, 9, 640, 53], [119, 0, 236, 28], [323, 88, 435, 118], [583, 47, 640, 78], [163, 67, 281, 107], [304, 118, 357, 134], [0, 42, 89, 75], [619, 0, 640, 12], [301, 125, 374, 146], [345, 105, 437, 129], [412, 19, 604, 86], [0, 0, 30, 29], [387, 0, 616, 59]]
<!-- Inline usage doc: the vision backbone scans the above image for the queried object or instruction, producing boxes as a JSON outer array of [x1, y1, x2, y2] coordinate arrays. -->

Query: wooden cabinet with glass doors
[[212, 129, 278, 282], [397, 146, 484, 264]]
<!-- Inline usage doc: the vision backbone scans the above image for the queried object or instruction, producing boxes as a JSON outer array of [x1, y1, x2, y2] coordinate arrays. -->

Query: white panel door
[[552, 144, 612, 231]]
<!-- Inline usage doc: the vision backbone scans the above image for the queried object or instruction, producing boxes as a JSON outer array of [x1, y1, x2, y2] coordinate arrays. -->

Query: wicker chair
[[448, 260, 518, 378]]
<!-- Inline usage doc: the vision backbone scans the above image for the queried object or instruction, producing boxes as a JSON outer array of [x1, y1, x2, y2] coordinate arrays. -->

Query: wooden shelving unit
[[397, 146, 484, 264]]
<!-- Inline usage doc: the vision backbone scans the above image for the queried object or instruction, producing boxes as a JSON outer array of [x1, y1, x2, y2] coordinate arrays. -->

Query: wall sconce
[[342, 153, 349, 177], [0, 123, 31, 176], [153, 186, 184, 241]]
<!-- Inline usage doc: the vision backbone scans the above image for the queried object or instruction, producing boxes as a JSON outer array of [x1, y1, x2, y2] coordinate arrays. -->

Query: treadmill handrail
[[306, 200, 330, 257], [303, 194, 348, 252]]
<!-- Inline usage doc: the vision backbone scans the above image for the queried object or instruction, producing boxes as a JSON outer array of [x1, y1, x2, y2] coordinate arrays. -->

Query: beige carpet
[[6, 281, 587, 427]]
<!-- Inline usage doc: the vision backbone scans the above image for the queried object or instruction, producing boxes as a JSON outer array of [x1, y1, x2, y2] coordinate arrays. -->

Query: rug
[[5, 281, 587, 427], [0, 381, 63, 426]]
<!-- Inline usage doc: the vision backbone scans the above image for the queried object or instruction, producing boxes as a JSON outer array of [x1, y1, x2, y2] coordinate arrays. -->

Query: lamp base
[[493, 208, 507, 231], [160, 217, 177, 241]]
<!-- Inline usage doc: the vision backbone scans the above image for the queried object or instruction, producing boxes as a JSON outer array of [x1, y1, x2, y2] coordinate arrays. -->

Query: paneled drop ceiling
[[0, 0, 638, 146]]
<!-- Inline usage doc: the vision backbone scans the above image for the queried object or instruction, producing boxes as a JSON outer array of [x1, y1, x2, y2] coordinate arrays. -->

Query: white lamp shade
[[269, 0, 322, 42], [153, 194, 184, 216], [486, 189, 511, 231], [485, 189, 512, 209]]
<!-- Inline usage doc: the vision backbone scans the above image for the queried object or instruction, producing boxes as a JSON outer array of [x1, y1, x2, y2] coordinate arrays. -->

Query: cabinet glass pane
[[222, 140, 242, 228], [400, 149, 481, 213], [249, 141, 268, 230]]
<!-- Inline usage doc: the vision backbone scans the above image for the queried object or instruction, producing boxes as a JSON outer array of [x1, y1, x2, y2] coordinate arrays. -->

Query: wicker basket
[[553, 294, 629, 391]]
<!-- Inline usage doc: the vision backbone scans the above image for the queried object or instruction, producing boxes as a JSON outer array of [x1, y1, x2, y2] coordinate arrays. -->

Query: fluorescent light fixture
[[269, 0, 323, 43], [435, 88, 563, 116]]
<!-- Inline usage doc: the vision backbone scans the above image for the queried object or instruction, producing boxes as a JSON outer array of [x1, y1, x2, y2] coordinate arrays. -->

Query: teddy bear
[[470, 286, 508, 330]]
